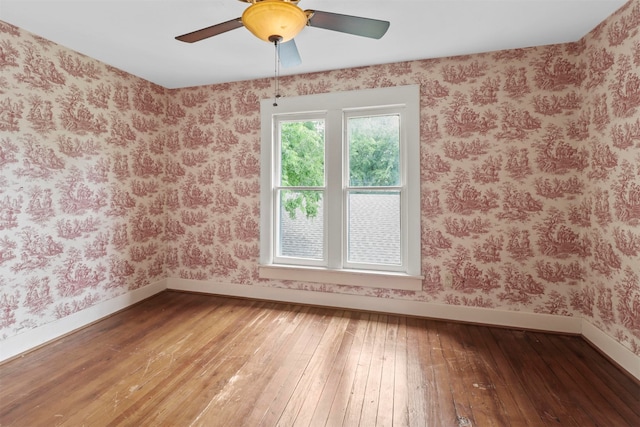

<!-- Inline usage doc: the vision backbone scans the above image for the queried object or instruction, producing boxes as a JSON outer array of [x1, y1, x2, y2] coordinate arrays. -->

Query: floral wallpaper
[[0, 22, 167, 339], [580, 2, 640, 353], [1, 0, 639, 357]]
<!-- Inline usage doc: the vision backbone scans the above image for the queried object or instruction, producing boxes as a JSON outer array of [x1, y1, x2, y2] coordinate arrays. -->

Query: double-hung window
[[259, 85, 422, 290]]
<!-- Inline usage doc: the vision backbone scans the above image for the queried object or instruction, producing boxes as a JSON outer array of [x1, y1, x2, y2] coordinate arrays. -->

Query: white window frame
[[259, 85, 422, 291]]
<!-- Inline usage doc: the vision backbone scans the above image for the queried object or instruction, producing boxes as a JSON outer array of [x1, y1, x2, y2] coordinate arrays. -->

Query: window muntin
[[260, 85, 421, 290]]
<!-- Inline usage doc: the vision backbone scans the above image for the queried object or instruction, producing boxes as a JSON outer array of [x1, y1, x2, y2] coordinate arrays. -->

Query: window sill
[[259, 264, 423, 291]]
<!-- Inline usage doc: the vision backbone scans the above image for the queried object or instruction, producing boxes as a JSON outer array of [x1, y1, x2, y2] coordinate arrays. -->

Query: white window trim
[[259, 85, 422, 291]]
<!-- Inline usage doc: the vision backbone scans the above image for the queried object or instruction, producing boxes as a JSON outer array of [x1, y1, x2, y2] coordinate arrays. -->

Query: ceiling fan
[[175, 0, 390, 67]]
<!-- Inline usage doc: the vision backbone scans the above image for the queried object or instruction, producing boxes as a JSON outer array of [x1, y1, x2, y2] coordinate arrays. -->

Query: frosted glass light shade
[[242, 0, 308, 43]]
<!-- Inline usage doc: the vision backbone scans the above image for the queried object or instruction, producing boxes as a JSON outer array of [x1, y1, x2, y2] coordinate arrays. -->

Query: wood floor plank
[[3, 293, 228, 427], [1, 291, 638, 427], [241, 306, 328, 426], [286, 310, 353, 426], [342, 313, 380, 426], [323, 312, 374, 427], [490, 329, 596, 426], [0, 291, 188, 408], [103, 299, 268, 425], [257, 308, 335, 427], [308, 311, 367, 427], [275, 310, 350, 426], [529, 332, 639, 426], [405, 317, 430, 426], [518, 331, 612, 427], [450, 323, 514, 426], [467, 325, 539, 426], [435, 321, 478, 427], [562, 334, 640, 414], [376, 315, 399, 427], [162, 303, 305, 426], [425, 318, 461, 426], [359, 314, 389, 427], [214, 305, 314, 425], [392, 316, 409, 427]]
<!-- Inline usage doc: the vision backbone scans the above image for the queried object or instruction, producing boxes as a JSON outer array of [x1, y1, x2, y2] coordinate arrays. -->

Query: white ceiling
[[0, 0, 627, 89]]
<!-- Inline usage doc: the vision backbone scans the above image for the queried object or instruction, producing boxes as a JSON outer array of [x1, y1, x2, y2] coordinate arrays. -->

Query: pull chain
[[271, 36, 282, 106]]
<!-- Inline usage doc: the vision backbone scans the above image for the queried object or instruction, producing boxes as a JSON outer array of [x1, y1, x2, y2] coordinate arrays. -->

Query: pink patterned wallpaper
[[1, 0, 639, 357], [0, 22, 167, 339]]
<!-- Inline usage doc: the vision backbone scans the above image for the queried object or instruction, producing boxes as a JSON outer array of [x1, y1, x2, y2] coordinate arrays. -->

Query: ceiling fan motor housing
[[241, 0, 309, 43]]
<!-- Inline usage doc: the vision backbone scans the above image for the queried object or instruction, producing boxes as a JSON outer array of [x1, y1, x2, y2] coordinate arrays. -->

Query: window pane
[[347, 191, 401, 265], [279, 120, 325, 187], [278, 189, 324, 260], [348, 115, 400, 187]]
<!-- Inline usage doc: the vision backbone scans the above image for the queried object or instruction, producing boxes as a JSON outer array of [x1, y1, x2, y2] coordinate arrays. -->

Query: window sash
[[344, 189, 403, 271], [273, 115, 328, 267], [272, 108, 408, 272], [274, 188, 326, 265], [260, 85, 422, 289], [342, 108, 405, 272]]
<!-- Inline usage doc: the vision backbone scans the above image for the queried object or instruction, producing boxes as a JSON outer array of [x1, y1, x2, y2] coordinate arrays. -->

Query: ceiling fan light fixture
[[242, 0, 308, 43]]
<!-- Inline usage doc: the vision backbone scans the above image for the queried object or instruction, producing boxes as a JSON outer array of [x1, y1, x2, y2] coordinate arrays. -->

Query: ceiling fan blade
[[279, 39, 302, 68], [306, 10, 390, 39], [175, 18, 244, 43]]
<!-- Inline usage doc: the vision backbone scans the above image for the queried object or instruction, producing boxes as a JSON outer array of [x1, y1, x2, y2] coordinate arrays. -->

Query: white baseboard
[[167, 278, 639, 381], [581, 320, 640, 381], [6, 277, 637, 383], [167, 278, 582, 333], [0, 279, 167, 363]]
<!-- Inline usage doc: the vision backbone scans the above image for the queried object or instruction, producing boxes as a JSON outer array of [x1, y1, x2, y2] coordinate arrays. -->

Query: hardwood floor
[[1, 291, 638, 426]]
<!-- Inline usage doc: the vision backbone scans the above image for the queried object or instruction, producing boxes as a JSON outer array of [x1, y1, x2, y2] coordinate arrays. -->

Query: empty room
[[0, 0, 639, 425]]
